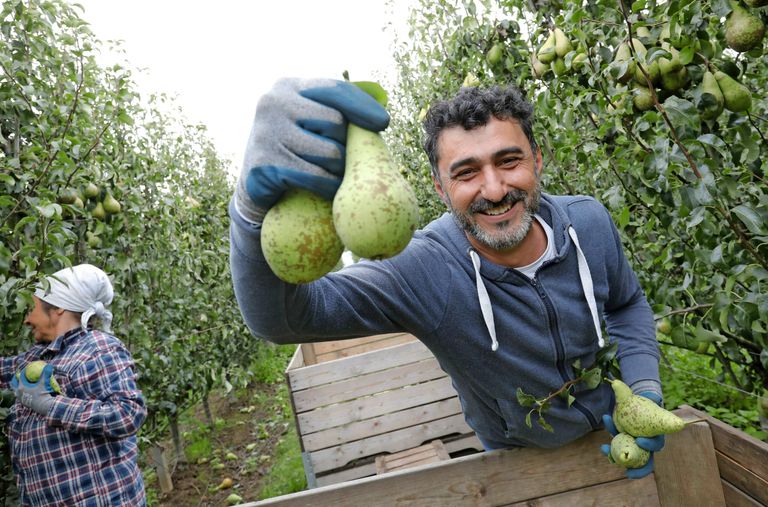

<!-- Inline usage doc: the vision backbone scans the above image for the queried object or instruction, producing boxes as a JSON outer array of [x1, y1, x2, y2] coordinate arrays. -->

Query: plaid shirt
[[1, 327, 147, 506]]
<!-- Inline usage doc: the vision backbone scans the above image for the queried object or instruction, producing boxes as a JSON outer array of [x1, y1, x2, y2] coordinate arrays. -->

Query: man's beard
[[449, 183, 541, 251]]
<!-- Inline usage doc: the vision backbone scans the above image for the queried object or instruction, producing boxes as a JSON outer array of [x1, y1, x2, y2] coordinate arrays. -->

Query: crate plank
[[721, 480, 764, 507], [287, 340, 434, 391], [296, 376, 459, 435], [314, 334, 418, 363], [676, 405, 768, 483], [653, 419, 726, 507], [302, 397, 464, 452], [313, 433, 483, 487], [309, 413, 471, 474], [243, 431, 623, 507], [376, 440, 451, 475], [292, 357, 446, 413], [310, 333, 414, 355], [716, 451, 768, 506], [504, 475, 659, 507]]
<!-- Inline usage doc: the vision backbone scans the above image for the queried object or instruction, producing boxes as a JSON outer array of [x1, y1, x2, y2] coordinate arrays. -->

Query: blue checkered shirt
[[1, 327, 147, 506]]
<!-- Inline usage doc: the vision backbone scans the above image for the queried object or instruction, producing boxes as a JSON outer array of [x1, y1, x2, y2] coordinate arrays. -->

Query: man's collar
[[46, 326, 83, 354]]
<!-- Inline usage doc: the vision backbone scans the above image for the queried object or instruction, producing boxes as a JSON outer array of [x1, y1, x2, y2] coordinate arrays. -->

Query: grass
[[659, 345, 766, 440]]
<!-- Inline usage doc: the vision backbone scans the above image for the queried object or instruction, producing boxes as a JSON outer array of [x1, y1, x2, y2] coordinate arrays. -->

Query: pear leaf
[[352, 81, 388, 108]]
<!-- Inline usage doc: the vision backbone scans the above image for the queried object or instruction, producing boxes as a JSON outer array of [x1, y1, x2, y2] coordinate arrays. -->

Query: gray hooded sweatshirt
[[229, 193, 661, 449]]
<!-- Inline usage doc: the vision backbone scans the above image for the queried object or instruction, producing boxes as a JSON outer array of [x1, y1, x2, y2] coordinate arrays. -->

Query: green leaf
[[351, 81, 388, 108], [581, 368, 603, 390], [516, 387, 537, 408], [731, 205, 765, 236]]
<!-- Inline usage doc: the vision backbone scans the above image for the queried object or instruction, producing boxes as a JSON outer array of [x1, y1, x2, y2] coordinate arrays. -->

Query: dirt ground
[[154, 383, 287, 507]]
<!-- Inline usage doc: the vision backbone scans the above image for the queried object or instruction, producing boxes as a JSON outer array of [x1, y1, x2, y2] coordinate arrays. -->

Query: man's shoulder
[[78, 329, 131, 354], [545, 193, 610, 225]]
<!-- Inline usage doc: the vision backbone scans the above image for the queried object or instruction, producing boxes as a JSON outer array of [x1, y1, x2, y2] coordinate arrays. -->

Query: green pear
[[83, 182, 100, 199], [530, 52, 550, 79], [632, 86, 655, 111], [658, 43, 683, 75], [486, 43, 503, 65], [714, 71, 752, 112], [631, 39, 659, 86], [537, 30, 557, 64], [261, 189, 344, 284], [572, 52, 588, 71], [610, 379, 685, 437], [610, 432, 651, 468], [102, 193, 121, 214], [58, 187, 78, 205], [613, 42, 635, 83], [91, 201, 106, 220], [333, 125, 419, 260], [725, 1, 766, 52], [17, 360, 61, 393], [700, 70, 724, 120], [553, 27, 573, 57], [551, 57, 568, 76], [660, 65, 688, 91]]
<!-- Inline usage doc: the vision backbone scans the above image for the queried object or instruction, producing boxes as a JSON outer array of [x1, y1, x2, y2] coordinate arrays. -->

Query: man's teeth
[[482, 203, 513, 216]]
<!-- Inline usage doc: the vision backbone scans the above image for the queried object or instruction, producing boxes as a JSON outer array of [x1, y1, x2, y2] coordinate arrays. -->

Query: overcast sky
[[72, 0, 411, 175]]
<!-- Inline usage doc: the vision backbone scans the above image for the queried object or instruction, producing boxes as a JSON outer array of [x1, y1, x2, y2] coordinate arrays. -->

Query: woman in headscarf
[[1, 264, 147, 506]]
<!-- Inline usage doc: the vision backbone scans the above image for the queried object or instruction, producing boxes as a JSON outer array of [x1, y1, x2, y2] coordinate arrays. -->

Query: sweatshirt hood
[[423, 194, 605, 352]]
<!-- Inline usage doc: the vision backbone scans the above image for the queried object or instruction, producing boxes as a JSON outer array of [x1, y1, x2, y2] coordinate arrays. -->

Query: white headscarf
[[34, 264, 114, 332]]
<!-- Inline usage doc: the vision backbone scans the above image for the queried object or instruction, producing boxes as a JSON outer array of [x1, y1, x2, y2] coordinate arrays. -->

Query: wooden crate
[[241, 405, 768, 506], [284, 334, 483, 487]]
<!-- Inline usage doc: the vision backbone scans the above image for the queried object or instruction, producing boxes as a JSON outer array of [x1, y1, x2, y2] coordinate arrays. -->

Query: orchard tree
[[387, 0, 767, 433], [0, 0, 262, 497]]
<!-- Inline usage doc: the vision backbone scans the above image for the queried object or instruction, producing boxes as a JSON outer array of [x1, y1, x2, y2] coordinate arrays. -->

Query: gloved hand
[[601, 391, 665, 479], [11, 363, 58, 416], [234, 78, 390, 224]]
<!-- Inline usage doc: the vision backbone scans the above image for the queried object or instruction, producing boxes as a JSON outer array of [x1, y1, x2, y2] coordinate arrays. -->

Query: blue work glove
[[234, 78, 390, 224], [12, 363, 58, 416], [601, 391, 665, 479]]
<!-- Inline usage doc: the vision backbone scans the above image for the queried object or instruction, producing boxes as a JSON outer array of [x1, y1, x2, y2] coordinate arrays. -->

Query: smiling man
[[229, 80, 662, 478]]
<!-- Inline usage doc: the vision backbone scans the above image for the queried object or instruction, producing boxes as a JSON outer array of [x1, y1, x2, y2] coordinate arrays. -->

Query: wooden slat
[[313, 433, 482, 487], [296, 376, 458, 435], [302, 397, 464, 452], [299, 342, 317, 366], [653, 418, 726, 507], [314, 335, 417, 363], [292, 357, 446, 413], [677, 405, 768, 482], [309, 413, 470, 474], [376, 440, 450, 474], [310, 333, 414, 355], [505, 475, 659, 507], [284, 345, 303, 373], [721, 480, 764, 507], [287, 340, 434, 391], [242, 430, 623, 507], [716, 451, 768, 506]]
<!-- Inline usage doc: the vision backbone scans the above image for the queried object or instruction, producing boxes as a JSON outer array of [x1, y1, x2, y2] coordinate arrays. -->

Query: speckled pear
[[609, 379, 685, 437], [610, 432, 651, 468], [261, 189, 344, 284], [333, 124, 419, 260]]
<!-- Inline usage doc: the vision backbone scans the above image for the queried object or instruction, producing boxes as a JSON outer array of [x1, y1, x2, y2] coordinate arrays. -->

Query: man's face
[[24, 297, 59, 343], [432, 117, 542, 252]]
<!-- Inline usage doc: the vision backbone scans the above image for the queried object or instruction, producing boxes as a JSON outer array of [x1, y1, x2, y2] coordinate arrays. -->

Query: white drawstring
[[470, 250, 498, 351], [568, 227, 605, 347], [468, 225, 603, 352]]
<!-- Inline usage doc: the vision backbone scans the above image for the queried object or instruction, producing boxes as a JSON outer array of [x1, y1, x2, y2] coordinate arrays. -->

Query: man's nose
[[479, 167, 506, 202]]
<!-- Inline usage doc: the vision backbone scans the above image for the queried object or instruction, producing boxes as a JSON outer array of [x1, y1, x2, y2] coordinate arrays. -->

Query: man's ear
[[432, 173, 449, 206], [534, 146, 544, 177]]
